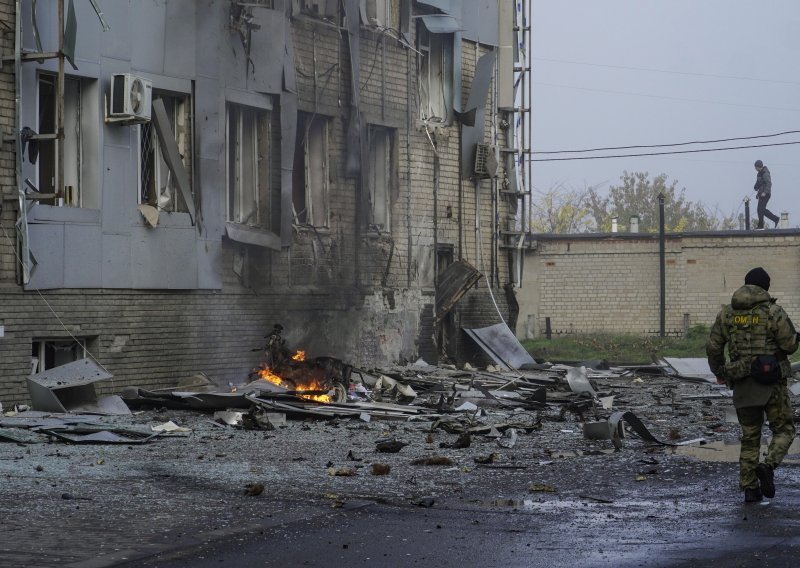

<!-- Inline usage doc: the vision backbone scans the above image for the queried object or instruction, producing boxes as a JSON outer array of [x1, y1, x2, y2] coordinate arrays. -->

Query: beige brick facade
[[517, 232, 800, 338], [0, 2, 515, 404]]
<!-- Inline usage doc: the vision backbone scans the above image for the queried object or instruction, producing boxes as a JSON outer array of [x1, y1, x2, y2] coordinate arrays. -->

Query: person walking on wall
[[706, 267, 798, 502], [753, 160, 780, 229]]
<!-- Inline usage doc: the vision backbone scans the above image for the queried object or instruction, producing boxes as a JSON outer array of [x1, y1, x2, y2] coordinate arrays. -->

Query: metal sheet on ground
[[659, 357, 716, 383], [463, 323, 536, 370]]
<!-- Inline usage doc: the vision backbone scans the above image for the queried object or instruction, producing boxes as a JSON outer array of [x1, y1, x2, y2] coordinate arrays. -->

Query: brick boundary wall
[[516, 231, 800, 338]]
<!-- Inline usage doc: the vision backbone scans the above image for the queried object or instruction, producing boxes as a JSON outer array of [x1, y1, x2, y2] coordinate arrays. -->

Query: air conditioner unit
[[109, 73, 152, 123], [474, 143, 499, 179]]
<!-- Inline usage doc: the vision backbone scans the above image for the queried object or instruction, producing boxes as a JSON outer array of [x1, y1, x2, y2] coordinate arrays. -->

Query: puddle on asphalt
[[672, 439, 800, 463]]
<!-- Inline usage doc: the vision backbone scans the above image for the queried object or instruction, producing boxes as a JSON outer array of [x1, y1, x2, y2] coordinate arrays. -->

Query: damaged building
[[0, 0, 531, 401]]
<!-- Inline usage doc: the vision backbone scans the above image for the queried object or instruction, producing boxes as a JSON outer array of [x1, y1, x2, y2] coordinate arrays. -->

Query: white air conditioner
[[108, 73, 152, 123], [474, 143, 499, 179]]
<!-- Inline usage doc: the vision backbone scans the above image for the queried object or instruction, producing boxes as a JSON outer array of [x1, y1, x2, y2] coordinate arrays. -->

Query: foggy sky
[[531, 0, 800, 229]]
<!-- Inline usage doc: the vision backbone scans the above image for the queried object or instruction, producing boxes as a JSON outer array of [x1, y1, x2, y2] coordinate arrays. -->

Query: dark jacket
[[754, 166, 772, 198]]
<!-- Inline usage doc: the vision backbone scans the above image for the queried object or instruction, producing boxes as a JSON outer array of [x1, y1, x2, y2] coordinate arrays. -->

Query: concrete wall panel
[[131, 2, 167, 74], [27, 224, 65, 289], [100, 2, 134, 60], [63, 224, 103, 287], [101, 233, 132, 288], [164, 0, 197, 78]]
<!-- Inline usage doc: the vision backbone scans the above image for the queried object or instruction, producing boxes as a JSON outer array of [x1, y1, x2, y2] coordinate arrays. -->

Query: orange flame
[[257, 356, 330, 403]]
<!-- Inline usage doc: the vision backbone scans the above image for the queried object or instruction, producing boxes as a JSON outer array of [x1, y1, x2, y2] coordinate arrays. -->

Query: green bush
[[522, 324, 711, 365]]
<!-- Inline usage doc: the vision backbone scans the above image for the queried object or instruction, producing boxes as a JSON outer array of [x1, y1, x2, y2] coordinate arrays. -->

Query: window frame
[[293, 113, 330, 229], [367, 125, 394, 232], [417, 24, 454, 124], [138, 91, 193, 214], [37, 73, 100, 208], [31, 338, 87, 374], [226, 103, 271, 228], [365, 0, 391, 27]]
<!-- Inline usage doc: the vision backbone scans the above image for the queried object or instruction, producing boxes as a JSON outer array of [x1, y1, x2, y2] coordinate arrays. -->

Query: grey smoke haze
[[532, 0, 800, 228]]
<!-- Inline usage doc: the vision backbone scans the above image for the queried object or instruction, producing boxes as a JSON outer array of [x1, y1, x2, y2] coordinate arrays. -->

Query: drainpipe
[[659, 193, 665, 338], [457, 122, 462, 260], [406, 49, 411, 288], [433, 151, 439, 288], [14, 0, 30, 283]]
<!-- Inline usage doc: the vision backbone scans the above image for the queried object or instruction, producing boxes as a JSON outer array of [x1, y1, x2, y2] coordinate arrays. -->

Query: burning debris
[[248, 324, 351, 403]]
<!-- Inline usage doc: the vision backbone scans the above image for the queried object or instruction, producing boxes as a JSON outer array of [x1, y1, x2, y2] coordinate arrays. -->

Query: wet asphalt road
[[128, 459, 800, 568]]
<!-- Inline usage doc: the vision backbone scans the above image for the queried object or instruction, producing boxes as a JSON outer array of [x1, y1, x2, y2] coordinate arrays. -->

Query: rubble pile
[[4, 347, 800, 512]]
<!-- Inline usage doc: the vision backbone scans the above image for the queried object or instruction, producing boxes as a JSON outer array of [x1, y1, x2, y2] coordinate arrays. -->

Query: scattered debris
[[244, 482, 264, 496], [415, 497, 436, 507], [214, 411, 244, 426], [151, 421, 191, 433], [411, 457, 454, 466], [463, 322, 537, 370], [657, 357, 716, 383], [497, 428, 518, 449], [566, 366, 596, 397], [376, 438, 408, 453], [440, 433, 471, 449], [27, 359, 130, 415], [528, 483, 558, 493], [372, 376, 417, 404], [371, 463, 391, 475], [473, 453, 498, 464]]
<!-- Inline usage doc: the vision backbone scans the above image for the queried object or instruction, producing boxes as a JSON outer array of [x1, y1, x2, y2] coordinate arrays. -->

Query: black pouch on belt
[[750, 354, 782, 385]]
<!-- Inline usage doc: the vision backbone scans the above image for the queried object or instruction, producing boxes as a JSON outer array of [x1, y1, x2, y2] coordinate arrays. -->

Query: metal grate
[[474, 143, 490, 178]]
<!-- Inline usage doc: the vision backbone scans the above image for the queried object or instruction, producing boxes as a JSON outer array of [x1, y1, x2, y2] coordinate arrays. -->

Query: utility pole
[[658, 193, 665, 338]]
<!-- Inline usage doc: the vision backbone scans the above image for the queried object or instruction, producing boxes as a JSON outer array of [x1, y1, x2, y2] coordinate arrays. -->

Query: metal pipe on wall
[[406, 48, 412, 288]]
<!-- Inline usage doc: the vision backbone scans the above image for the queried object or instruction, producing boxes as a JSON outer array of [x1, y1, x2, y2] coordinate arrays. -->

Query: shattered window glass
[[299, 0, 339, 21], [367, 126, 393, 231], [293, 113, 329, 228], [227, 104, 271, 228], [366, 0, 391, 27], [140, 93, 192, 213], [417, 25, 453, 123]]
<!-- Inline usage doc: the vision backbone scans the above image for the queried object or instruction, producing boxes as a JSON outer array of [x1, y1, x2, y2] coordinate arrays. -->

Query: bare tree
[[586, 171, 737, 232], [529, 182, 592, 233]]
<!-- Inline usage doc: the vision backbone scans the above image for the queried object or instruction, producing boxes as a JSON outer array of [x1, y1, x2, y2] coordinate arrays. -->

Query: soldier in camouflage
[[706, 267, 798, 502]]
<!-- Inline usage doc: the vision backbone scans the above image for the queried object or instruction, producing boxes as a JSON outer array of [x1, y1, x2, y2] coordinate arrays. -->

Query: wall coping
[[526, 228, 800, 245]]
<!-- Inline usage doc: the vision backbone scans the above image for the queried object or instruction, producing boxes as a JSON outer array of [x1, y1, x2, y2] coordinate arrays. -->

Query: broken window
[[227, 104, 271, 228], [37, 74, 100, 208], [367, 125, 395, 232], [292, 113, 329, 228], [31, 338, 87, 374], [365, 0, 392, 27], [417, 23, 454, 123], [297, 0, 339, 20], [140, 93, 192, 213]]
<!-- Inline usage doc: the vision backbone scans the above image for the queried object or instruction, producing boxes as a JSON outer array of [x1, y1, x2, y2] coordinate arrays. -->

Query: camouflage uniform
[[706, 284, 798, 490]]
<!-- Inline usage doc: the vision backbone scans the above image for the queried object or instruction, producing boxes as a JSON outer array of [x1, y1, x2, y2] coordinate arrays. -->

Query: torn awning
[[436, 259, 482, 322], [26, 359, 130, 415], [419, 14, 461, 34], [225, 222, 281, 250], [463, 322, 536, 371]]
